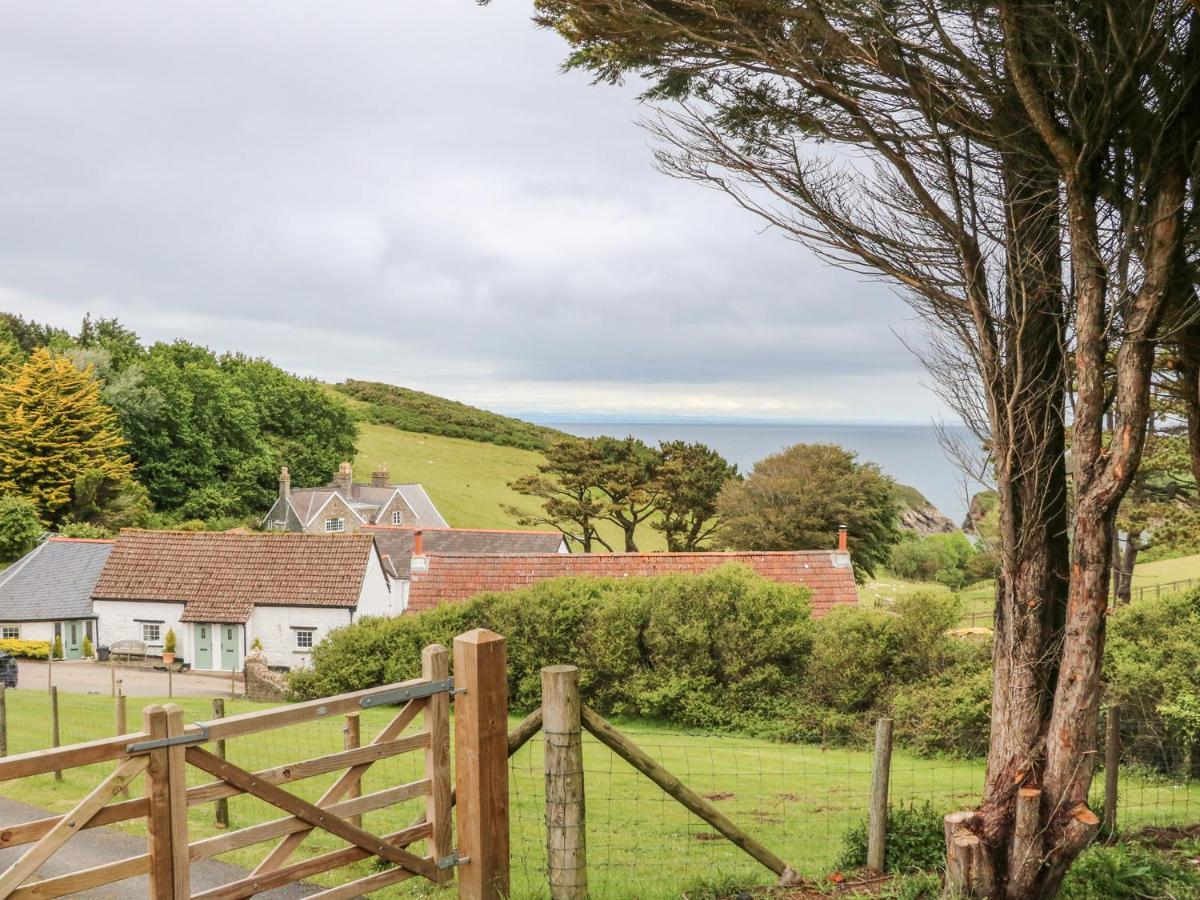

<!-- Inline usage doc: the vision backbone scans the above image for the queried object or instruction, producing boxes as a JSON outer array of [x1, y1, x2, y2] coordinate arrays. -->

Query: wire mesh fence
[[0, 686, 1198, 898], [509, 721, 1200, 900]]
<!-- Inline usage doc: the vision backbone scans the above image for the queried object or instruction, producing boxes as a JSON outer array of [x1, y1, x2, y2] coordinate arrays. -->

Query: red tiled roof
[[406, 551, 858, 616], [93, 530, 380, 623]]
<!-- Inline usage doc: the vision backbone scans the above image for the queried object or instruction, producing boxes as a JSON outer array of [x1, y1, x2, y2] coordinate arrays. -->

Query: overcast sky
[[0, 1, 949, 423]]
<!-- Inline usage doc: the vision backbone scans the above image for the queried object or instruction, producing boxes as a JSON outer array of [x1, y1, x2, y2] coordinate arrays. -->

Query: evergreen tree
[[0, 349, 134, 525]]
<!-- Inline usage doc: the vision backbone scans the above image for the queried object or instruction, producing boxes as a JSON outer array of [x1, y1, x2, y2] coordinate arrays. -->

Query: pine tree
[[0, 349, 133, 525]]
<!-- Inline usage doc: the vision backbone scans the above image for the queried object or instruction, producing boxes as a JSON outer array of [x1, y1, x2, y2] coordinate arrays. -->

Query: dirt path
[[0, 795, 319, 898], [19, 660, 245, 698]]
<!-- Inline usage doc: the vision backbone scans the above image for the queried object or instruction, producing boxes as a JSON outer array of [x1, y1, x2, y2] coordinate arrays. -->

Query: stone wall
[[244, 651, 289, 702]]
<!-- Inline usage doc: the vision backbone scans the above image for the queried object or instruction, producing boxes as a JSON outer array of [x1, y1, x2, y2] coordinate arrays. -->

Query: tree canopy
[[718, 443, 900, 580]]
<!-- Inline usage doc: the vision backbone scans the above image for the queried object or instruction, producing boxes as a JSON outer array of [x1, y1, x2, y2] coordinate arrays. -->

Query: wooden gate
[[0, 629, 509, 899]]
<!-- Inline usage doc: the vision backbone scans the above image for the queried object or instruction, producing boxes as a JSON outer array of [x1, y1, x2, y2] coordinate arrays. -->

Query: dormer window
[[391, 511, 403, 525], [324, 517, 345, 533]]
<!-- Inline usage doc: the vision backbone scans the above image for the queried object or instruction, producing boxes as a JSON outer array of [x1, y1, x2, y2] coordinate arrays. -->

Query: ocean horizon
[[540, 421, 988, 526]]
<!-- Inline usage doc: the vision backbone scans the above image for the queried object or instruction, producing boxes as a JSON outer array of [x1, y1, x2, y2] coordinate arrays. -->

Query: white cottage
[[91, 530, 394, 671]]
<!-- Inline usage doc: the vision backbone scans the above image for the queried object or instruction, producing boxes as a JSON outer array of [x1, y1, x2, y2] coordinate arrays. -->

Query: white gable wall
[[250, 605, 352, 669], [356, 546, 396, 617]]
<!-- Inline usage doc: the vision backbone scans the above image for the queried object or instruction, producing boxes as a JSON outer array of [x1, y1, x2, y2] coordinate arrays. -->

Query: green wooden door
[[195, 624, 213, 670], [64, 621, 83, 660], [220, 624, 239, 671]]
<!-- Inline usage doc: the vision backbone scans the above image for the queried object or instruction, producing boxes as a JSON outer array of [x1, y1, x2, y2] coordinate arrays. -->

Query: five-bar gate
[[0, 629, 509, 899]]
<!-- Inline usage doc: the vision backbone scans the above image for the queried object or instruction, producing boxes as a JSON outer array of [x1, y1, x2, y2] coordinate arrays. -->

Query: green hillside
[[352, 421, 666, 549], [337, 380, 565, 451]]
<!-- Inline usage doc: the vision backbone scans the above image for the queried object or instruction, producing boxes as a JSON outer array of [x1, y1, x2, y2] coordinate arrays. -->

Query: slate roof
[[364, 525, 565, 577], [406, 551, 858, 616], [286, 483, 448, 529], [0, 538, 112, 621], [92, 531, 381, 623]]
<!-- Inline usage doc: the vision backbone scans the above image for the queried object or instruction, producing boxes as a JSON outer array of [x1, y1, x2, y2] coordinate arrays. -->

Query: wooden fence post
[[116, 689, 129, 798], [50, 686, 62, 783], [1104, 704, 1120, 833], [0, 682, 7, 758], [543, 665, 587, 900], [867, 717, 894, 873], [144, 704, 174, 899], [424, 645, 453, 880], [164, 704, 190, 898], [213, 698, 229, 829], [454, 629, 509, 900]]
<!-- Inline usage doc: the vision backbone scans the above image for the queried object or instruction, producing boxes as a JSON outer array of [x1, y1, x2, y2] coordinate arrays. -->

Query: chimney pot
[[332, 461, 354, 494], [837, 524, 848, 553], [413, 528, 424, 557]]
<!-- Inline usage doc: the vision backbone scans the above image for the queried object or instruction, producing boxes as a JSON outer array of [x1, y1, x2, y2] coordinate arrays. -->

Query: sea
[[540, 422, 987, 525]]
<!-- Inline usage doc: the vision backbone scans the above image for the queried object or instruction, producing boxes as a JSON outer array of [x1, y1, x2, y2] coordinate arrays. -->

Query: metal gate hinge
[[437, 850, 469, 869], [360, 678, 454, 709], [127, 725, 209, 754]]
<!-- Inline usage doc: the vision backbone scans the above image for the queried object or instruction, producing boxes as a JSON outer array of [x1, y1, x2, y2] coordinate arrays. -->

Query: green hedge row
[[291, 564, 987, 747]]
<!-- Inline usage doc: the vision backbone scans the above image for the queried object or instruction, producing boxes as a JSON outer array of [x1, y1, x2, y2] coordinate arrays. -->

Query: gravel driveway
[[18, 660, 245, 698]]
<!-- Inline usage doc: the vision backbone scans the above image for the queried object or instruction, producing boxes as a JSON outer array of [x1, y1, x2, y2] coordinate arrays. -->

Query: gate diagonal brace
[[359, 678, 454, 709], [127, 726, 209, 754]]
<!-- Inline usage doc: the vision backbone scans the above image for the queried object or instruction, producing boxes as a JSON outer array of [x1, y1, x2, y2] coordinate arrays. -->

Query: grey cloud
[[0, 0, 940, 421]]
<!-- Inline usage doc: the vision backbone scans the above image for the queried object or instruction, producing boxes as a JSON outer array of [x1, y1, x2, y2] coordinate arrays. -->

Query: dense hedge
[[292, 566, 989, 747]]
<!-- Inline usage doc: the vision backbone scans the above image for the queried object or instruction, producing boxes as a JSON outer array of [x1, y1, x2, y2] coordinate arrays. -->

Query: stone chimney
[[838, 524, 848, 553], [371, 463, 390, 488], [332, 461, 354, 494], [278, 466, 291, 504]]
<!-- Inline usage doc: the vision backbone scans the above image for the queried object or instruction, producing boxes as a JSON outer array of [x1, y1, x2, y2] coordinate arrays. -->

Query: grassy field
[[2, 689, 1198, 898], [1130, 552, 1200, 590], [352, 421, 668, 551]]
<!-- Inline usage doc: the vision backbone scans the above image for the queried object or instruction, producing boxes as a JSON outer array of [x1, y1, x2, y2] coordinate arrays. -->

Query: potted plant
[[52, 634, 63, 661], [162, 628, 177, 666], [82, 636, 94, 659]]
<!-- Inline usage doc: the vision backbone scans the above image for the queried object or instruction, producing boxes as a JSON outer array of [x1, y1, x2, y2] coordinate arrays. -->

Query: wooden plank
[[164, 705, 190, 899], [0, 756, 146, 897], [191, 823, 432, 900], [867, 717, 893, 873], [143, 705, 174, 900], [581, 704, 795, 880], [454, 628, 510, 900], [9, 855, 150, 900], [199, 676, 432, 743], [0, 731, 148, 783], [12, 784, 432, 900], [252, 696, 426, 874], [185, 747, 437, 880], [191, 781, 430, 860], [424, 644, 453, 881], [303, 864, 419, 900], [543, 665, 586, 900], [0, 734, 430, 852]]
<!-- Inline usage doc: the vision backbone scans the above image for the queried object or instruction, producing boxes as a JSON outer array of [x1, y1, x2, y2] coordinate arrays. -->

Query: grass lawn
[[2, 690, 1198, 898], [862, 572, 996, 628], [1130, 552, 1200, 591], [352, 422, 668, 551]]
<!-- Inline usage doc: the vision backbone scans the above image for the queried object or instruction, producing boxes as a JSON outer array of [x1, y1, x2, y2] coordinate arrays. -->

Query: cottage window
[[324, 517, 345, 533], [0, 626, 18, 640], [295, 629, 315, 650], [142, 623, 161, 643], [391, 511, 403, 525]]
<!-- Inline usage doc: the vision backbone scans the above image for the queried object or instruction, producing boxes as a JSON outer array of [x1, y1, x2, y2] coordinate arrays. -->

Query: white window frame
[[391, 510, 403, 525], [0, 626, 19, 640], [295, 629, 315, 650], [142, 623, 161, 643], [324, 517, 345, 533]]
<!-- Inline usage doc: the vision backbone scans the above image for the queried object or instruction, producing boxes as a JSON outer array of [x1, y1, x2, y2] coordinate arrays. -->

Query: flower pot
[[162, 652, 176, 665]]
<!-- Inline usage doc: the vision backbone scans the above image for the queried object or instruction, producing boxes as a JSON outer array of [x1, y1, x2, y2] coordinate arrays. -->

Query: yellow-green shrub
[[0, 639, 50, 659]]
